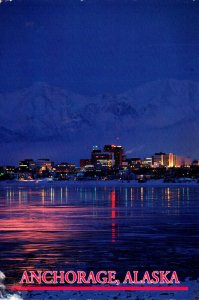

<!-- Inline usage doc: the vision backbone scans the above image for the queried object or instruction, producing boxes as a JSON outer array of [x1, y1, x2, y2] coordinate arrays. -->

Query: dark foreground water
[[0, 184, 198, 285]]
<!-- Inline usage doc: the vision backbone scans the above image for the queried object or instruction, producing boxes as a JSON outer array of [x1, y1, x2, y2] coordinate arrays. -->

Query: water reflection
[[0, 185, 198, 283], [111, 190, 116, 243], [0, 186, 194, 209]]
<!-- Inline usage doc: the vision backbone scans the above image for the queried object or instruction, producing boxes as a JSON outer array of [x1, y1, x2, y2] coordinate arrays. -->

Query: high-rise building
[[92, 152, 115, 168], [152, 152, 176, 167], [163, 153, 176, 167], [152, 152, 165, 167], [103, 145, 124, 166], [91, 146, 101, 163]]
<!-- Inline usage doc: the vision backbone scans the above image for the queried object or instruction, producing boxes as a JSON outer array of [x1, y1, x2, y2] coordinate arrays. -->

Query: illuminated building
[[90, 145, 115, 168], [175, 156, 192, 167], [91, 146, 102, 163], [192, 160, 199, 166], [152, 153, 176, 167], [142, 157, 152, 167], [92, 152, 115, 168], [17, 159, 36, 180], [80, 159, 92, 168], [0, 166, 15, 179], [103, 145, 124, 166], [19, 159, 36, 172], [126, 158, 141, 167], [36, 159, 53, 174], [84, 164, 95, 171], [4, 166, 16, 174], [152, 152, 165, 167], [55, 162, 76, 173], [163, 153, 176, 167]]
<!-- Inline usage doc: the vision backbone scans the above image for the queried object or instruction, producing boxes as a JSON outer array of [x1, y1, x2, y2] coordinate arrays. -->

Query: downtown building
[[103, 145, 124, 167], [80, 144, 125, 170], [152, 152, 176, 168], [91, 146, 115, 168]]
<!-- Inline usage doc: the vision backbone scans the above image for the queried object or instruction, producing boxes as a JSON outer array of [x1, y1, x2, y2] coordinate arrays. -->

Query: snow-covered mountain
[[0, 79, 199, 164]]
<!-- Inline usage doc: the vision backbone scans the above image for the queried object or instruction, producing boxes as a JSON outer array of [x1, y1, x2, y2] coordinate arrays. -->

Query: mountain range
[[0, 79, 198, 164]]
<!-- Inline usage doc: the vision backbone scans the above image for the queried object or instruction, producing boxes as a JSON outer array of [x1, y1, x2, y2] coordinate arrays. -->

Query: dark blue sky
[[0, 0, 198, 95], [0, 0, 199, 164]]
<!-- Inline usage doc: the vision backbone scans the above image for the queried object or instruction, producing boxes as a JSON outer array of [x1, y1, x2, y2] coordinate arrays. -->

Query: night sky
[[0, 0, 199, 164], [0, 0, 198, 95]]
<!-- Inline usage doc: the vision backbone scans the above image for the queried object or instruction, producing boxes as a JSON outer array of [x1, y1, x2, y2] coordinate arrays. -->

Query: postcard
[[0, 0, 198, 299]]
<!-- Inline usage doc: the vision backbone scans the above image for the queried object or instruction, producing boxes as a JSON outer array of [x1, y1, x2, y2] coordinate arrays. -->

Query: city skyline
[[0, 144, 195, 168], [1, 144, 198, 183]]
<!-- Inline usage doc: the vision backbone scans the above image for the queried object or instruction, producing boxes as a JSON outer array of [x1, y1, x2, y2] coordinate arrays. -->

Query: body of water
[[0, 184, 198, 285]]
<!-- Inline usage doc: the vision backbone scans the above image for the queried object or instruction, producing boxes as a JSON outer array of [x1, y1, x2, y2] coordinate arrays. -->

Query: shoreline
[[0, 179, 199, 188]]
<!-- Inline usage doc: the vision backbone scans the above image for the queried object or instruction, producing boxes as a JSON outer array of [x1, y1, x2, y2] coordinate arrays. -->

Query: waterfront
[[0, 184, 198, 298]]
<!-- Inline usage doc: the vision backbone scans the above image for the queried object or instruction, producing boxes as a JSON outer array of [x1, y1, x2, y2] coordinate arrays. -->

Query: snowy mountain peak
[[0, 79, 199, 163]]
